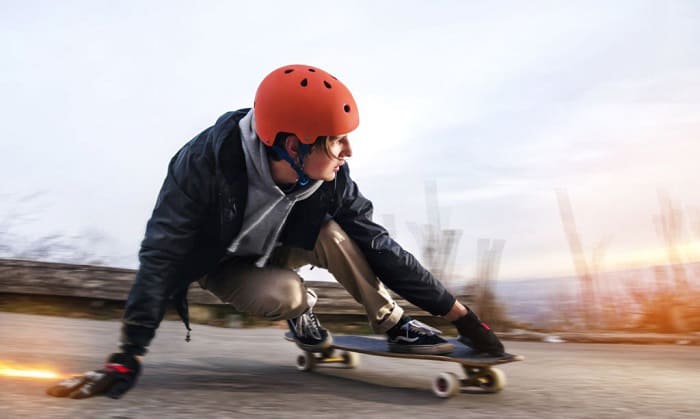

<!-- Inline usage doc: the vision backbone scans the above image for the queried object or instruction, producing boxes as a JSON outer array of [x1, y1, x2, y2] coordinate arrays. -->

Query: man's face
[[302, 135, 352, 181]]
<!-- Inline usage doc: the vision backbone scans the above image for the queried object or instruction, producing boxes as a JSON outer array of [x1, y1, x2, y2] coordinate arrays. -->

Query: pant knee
[[318, 220, 349, 247], [251, 276, 307, 320]]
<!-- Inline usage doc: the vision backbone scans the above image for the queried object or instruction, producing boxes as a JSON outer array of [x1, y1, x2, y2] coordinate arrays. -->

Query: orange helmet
[[254, 64, 359, 146]]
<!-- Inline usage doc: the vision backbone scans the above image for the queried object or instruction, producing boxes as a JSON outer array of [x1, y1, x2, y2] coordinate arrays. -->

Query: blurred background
[[1, 0, 699, 333]]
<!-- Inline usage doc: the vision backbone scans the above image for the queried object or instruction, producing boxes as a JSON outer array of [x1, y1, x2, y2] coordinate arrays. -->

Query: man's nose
[[341, 139, 352, 158]]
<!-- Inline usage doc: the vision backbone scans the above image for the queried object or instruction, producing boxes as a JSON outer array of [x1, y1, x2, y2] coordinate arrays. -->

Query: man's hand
[[46, 353, 141, 399]]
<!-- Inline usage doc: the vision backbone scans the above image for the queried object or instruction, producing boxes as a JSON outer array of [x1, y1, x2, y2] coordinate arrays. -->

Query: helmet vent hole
[[324, 81, 332, 89], [344, 104, 351, 113], [308, 68, 316, 72], [300, 78, 308, 87], [284, 69, 294, 74]]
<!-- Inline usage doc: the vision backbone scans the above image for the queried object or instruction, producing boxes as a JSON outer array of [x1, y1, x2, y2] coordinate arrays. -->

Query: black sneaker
[[386, 316, 455, 355], [452, 310, 505, 356], [287, 289, 332, 352]]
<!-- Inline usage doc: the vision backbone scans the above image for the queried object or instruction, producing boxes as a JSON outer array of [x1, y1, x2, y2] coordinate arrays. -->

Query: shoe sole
[[388, 341, 455, 355], [295, 334, 334, 353]]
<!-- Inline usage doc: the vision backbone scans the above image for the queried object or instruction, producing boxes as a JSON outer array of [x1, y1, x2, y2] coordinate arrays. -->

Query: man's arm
[[331, 165, 456, 316], [46, 123, 220, 399], [47, 135, 215, 399], [121, 135, 215, 355], [331, 166, 506, 355]]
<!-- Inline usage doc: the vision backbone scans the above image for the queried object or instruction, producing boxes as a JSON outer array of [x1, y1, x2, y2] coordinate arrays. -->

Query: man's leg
[[279, 220, 403, 334], [199, 257, 331, 351], [200, 257, 308, 320], [279, 220, 453, 355]]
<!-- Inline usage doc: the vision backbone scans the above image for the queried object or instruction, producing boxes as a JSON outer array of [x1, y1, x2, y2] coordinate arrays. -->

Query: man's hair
[[265, 132, 342, 161]]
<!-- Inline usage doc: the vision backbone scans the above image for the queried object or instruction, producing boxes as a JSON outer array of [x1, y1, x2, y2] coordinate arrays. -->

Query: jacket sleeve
[[331, 166, 456, 316], [120, 136, 214, 355]]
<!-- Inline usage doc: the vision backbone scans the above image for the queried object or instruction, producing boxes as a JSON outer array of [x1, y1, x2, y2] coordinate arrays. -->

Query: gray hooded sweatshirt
[[227, 109, 322, 267]]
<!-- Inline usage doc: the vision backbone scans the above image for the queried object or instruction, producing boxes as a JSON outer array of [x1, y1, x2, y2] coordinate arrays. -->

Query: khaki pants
[[199, 220, 404, 333]]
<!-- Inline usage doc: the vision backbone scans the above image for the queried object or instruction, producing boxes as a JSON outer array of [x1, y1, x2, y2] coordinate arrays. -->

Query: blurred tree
[[0, 192, 107, 265]]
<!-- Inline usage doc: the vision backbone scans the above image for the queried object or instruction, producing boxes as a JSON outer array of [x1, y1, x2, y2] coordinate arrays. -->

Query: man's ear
[[284, 135, 301, 158]]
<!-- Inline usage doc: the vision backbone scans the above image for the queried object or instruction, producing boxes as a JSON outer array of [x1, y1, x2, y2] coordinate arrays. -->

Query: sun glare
[[606, 240, 700, 270]]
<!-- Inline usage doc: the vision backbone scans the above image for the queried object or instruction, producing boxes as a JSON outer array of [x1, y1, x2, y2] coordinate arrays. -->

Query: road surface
[[1, 313, 698, 418]]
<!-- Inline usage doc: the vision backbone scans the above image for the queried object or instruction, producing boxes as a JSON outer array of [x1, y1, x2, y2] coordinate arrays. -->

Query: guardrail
[[0, 258, 465, 316]]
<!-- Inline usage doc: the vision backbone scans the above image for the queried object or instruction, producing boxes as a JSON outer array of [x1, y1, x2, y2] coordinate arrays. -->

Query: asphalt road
[[1, 313, 698, 419]]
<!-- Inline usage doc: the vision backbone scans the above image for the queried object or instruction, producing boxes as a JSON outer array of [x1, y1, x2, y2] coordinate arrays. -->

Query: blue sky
[[1, 1, 699, 281]]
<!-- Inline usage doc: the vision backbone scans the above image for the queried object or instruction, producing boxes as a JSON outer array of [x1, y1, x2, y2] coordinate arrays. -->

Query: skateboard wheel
[[477, 367, 506, 393], [340, 351, 359, 368], [432, 372, 460, 398], [296, 352, 317, 372]]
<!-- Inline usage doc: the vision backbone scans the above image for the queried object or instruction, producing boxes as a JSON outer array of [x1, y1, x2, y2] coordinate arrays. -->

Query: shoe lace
[[294, 309, 322, 340], [402, 319, 443, 337]]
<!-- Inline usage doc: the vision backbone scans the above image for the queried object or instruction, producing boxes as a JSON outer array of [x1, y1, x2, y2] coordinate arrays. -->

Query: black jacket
[[121, 109, 456, 355]]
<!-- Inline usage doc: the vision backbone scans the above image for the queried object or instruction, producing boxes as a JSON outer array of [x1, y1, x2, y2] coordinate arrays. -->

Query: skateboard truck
[[432, 366, 507, 398], [295, 348, 359, 372]]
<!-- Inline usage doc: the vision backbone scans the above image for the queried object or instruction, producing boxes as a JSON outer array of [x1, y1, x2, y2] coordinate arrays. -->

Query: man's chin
[[309, 173, 336, 182]]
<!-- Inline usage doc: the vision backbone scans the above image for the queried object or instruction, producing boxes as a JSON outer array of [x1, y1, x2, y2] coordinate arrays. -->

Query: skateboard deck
[[284, 333, 524, 398]]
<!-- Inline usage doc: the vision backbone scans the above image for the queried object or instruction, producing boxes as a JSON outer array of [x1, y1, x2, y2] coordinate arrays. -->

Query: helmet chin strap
[[271, 143, 311, 186]]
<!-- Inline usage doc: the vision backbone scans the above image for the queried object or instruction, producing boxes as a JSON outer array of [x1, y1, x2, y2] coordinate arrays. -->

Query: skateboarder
[[46, 64, 505, 399]]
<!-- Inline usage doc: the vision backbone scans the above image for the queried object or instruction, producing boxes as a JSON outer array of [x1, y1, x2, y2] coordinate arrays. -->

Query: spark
[[0, 362, 61, 379]]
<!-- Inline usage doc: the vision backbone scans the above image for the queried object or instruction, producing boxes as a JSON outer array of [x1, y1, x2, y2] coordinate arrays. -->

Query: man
[[47, 64, 505, 399]]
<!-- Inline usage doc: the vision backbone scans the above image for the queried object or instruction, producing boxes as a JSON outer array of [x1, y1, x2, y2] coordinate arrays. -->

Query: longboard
[[284, 332, 524, 398]]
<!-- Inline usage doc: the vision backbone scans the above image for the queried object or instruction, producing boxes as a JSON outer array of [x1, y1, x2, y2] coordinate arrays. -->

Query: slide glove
[[452, 310, 506, 356], [46, 353, 140, 399]]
